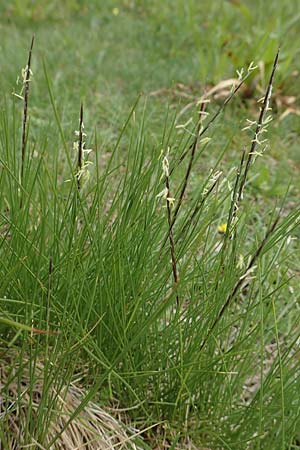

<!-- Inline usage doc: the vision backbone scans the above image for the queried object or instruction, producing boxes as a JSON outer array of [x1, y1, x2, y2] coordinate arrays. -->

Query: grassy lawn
[[1, 1, 300, 448]]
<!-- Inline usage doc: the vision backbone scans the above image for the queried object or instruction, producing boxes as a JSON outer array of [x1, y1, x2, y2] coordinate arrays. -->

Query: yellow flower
[[217, 223, 227, 235], [112, 7, 119, 16]]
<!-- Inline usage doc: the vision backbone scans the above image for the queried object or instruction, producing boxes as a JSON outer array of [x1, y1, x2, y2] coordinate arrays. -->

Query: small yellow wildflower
[[112, 7, 119, 16], [217, 223, 227, 235]]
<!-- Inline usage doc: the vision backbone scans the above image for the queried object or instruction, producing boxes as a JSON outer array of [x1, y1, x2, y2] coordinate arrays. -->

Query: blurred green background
[[0, 0, 299, 198]]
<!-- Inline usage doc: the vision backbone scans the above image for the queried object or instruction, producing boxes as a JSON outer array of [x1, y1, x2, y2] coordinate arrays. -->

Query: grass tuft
[[0, 31, 299, 450]]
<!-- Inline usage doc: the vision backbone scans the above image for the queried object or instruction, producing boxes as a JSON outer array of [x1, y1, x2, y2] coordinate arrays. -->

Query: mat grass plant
[[0, 36, 300, 450]]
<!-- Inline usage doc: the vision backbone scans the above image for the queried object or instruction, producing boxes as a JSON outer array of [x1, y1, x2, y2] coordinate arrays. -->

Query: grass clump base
[[0, 349, 147, 449]]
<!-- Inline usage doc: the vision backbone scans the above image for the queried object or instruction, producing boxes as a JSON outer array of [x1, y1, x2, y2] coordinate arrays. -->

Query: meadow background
[[0, 1, 300, 449]]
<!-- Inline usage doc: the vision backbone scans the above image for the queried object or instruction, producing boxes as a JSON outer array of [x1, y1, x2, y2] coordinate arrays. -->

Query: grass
[[1, 1, 300, 448]]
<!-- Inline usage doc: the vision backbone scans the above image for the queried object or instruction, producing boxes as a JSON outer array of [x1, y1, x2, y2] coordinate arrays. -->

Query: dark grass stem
[[176, 176, 220, 245], [199, 215, 280, 352], [165, 173, 179, 306], [223, 148, 246, 247], [162, 67, 259, 249], [162, 102, 206, 249], [237, 49, 279, 206], [20, 35, 35, 208], [219, 50, 279, 271], [161, 65, 261, 253], [170, 72, 250, 176], [172, 103, 206, 231], [77, 103, 84, 191]]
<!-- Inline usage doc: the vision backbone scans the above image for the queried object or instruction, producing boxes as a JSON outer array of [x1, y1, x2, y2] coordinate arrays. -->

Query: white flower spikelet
[[156, 187, 168, 199], [232, 61, 258, 92], [236, 67, 244, 81], [157, 148, 175, 206], [12, 65, 34, 101], [162, 153, 170, 178], [21, 65, 33, 84], [247, 61, 258, 73], [202, 170, 222, 196], [241, 75, 274, 163], [69, 122, 93, 184]]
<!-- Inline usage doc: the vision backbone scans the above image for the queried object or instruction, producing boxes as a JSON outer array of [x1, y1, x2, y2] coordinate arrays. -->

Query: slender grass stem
[[170, 72, 251, 175], [171, 103, 206, 229], [161, 104, 206, 249], [175, 176, 220, 245], [237, 49, 279, 205], [76, 103, 84, 191], [20, 35, 34, 208], [165, 172, 179, 305], [199, 215, 280, 352]]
